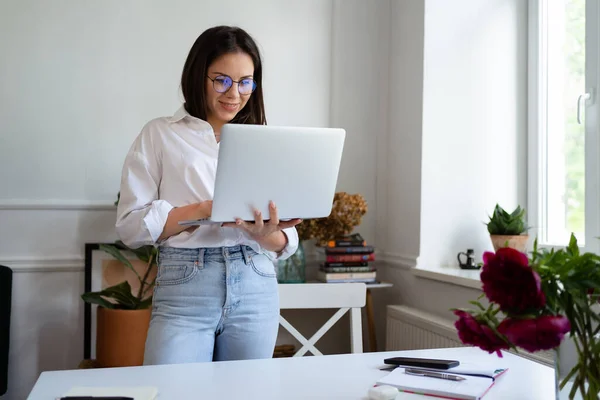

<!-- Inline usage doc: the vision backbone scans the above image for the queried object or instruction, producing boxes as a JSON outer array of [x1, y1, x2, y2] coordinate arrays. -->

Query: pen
[[405, 367, 466, 381]]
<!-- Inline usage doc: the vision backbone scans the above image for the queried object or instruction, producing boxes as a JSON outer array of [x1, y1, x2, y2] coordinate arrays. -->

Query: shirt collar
[[168, 105, 211, 130], [168, 105, 191, 123]]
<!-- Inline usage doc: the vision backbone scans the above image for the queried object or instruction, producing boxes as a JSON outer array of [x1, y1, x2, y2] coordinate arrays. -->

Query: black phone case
[[383, 357, 460, 370]]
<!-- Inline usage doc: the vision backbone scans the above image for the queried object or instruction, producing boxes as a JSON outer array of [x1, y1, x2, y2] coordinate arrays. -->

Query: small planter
[[490, 234, 529, 253], [96, 307, 151, 368]]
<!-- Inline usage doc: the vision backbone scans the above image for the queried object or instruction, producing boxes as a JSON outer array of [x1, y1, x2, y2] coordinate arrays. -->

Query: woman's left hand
[[222, 201, 301, 240]]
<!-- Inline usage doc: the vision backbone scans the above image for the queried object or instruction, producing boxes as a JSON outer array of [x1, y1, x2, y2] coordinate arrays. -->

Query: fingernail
[[270, 201, 275, 208], [236, 220, 242, 225], [255, 210, 261, 216]]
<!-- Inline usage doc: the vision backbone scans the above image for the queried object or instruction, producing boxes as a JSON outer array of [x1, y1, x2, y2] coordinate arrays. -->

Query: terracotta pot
[[96, 307, 151, 368], [490, 234, 529, 253]]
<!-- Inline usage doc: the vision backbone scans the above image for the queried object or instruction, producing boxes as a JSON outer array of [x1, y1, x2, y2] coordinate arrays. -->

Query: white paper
[[376, 368, 494, 400]]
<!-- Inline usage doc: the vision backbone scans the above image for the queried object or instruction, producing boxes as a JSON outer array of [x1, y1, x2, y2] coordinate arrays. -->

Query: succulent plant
[[486, 204, 528, 235]]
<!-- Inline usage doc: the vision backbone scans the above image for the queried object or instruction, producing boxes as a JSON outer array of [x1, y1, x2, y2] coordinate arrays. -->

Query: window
[[528, 0, 600, 252]]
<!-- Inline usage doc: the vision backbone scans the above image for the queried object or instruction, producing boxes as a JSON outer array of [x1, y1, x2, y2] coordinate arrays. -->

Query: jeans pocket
[[250, 254, 277, 278], [156, 261, 199, 286]]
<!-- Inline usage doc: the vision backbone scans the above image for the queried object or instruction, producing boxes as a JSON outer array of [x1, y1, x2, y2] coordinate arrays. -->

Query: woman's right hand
[[158, 200, 213, 241]]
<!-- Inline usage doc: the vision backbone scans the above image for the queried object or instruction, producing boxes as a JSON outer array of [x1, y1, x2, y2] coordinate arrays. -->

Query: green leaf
[[117, 242, 157, 265], [587, 373, 600, 396], [81, 281, 141, 310], [468, 300, 486, 311], [99, 281, 139, 308], [559, 364, 580, 390], [486, 204, 528, 235], [81, 292, 117, 309], [138, 296, 153, 309], [567, 233, 579, 256], [99, 244, 143, 282]]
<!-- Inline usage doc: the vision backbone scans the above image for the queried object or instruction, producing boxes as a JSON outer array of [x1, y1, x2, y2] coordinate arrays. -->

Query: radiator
[[385, 305, 554, 366], [385, 305, 462, 351]]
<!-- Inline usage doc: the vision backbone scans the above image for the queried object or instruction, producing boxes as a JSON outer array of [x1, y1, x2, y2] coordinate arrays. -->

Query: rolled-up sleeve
[[115, 129, 173, 249], [261, 227, 300, 262]]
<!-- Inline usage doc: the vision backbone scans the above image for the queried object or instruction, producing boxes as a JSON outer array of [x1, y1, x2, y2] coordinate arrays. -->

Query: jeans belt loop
[[241, 245, 251, 265], [198, 248, 206, 268]]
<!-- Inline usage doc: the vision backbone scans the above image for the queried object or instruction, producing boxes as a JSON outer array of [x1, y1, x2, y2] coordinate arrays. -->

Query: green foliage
[[81, 242, 157, 310], [530, 234, 600, 399], [81, 281, 152, 310], [486, 204, 528, 235]]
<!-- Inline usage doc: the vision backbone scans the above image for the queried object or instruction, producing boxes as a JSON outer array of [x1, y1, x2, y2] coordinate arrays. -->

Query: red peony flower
[[480, 248, 546, 312], [453, 310, 510, 357], [497, 315, 571, 353]]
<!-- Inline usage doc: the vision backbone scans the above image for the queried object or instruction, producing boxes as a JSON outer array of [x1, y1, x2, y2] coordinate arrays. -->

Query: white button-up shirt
[[115, 106, 299, 261]]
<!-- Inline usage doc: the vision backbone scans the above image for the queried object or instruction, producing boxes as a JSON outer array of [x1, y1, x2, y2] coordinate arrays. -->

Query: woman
[[115, 26, 300, 365]]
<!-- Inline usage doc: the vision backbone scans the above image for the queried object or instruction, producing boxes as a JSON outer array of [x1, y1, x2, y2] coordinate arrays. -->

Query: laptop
[[179, 123, 346, 225]]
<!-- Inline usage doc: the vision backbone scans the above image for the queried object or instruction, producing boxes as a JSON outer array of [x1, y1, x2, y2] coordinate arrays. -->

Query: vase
[[277, 241, 306, 283], [554, 333, 599, 400]]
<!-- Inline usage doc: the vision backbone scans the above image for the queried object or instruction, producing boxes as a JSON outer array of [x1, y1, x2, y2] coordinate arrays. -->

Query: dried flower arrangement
[[296, 192, 368, 246]]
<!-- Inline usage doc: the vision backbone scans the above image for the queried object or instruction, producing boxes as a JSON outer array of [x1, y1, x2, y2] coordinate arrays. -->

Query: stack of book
[[317, 233, 376, 283]]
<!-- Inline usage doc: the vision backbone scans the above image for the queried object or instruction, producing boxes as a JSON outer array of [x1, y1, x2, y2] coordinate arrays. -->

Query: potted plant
[[81, 242, 157, 368], [485, 204, 529, 252]]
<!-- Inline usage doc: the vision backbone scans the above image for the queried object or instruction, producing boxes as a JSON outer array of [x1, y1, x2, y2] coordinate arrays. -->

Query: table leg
[[366, 288, 377, 352]]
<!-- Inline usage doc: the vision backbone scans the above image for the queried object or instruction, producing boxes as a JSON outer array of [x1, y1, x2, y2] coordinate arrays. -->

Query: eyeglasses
[[207, 75, 257, 95]]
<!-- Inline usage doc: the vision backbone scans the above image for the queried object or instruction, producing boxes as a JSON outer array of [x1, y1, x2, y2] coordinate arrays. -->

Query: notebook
[[62, 386, 158, 400], [376, 368, 498, 400]]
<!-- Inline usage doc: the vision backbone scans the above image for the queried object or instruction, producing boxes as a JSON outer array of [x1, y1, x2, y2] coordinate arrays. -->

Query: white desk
[[29, 347, 556, 399]]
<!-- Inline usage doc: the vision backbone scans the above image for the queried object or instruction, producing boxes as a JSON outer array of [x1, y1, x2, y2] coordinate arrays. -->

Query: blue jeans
[[143, 245, 280, 365]]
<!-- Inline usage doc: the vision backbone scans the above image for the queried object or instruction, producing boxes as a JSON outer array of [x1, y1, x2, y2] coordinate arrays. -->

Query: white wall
[[0, 0, 331, 206], [370, 0, 528, 349], [0, 1, 333, 399], [418, 0, 528, 268], [329, 0, 391, 246], [378, 0, 425, 265]]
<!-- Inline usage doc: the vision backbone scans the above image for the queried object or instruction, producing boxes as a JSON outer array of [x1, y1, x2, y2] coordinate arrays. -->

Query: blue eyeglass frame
[[207, 75, 257, 94]]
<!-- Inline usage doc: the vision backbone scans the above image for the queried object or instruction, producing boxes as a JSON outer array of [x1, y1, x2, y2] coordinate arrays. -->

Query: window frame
[[527, 0, 600, 253]]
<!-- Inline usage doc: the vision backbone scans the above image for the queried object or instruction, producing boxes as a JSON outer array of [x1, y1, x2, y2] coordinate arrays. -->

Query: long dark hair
[[181, 26, 266, 125]]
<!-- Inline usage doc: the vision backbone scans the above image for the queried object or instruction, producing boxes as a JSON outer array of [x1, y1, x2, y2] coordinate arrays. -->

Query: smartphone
[[383, 356, 460, 370]]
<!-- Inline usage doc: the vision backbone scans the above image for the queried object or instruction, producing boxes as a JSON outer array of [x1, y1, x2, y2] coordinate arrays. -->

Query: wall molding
[[378, 252, 418, 270], [0, 199, 116, 211], [1, 256, 84, 273], [1, 250, 418, 272]]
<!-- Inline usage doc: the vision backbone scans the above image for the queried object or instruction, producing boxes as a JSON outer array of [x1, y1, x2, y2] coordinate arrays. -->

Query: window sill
[[412, 265, 482, 290]]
